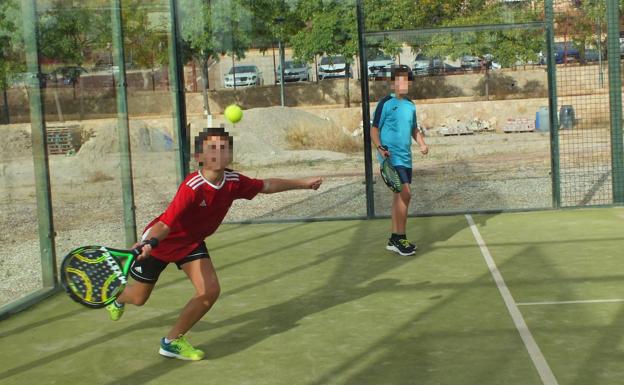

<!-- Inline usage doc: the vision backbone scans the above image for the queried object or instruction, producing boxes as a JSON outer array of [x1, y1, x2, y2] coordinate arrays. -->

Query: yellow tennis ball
[[224, 104, 243, 123]]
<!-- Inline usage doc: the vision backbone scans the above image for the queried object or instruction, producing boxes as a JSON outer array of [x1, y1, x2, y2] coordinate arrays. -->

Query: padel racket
[[379, 147, 402, 193], [60, 239, 157, 308]]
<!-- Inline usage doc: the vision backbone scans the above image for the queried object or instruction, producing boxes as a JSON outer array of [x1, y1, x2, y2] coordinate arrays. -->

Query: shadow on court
[[1, 213, 503, 385], [96, 214, 500, 385]]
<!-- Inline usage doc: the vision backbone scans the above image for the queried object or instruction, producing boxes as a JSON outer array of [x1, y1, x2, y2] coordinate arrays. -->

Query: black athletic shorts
[[394, 166, 412, 184], [129, 242, 210, 284]]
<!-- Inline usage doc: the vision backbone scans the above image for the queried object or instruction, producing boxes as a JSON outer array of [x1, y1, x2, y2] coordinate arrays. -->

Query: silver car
[[224, 65, 263, 88], [318, 55, 350, 80], [277, 61, 310, 83]]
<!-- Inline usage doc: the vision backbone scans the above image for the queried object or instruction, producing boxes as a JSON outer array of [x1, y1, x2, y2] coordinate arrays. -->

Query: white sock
[[114, 300, 124, 308], [164, 337, 172, 344]]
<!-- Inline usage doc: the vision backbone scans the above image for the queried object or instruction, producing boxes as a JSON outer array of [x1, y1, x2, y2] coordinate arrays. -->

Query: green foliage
[[38, 0, 108, 66], [0, 0, 24, 90], [122, 0, 170, 69], [291, 0, 358, 63], [401, 1, 544, 68]]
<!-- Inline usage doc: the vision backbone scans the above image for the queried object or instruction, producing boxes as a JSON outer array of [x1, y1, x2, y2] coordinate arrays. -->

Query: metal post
[[111, 0, 137, 246], [21, 0, 57, 288], [545, 0, 561, 208], [606, 0, 624, 203], [279, 39, 285, 107], [356, 0, 375, 218], [168, 0, 189, 182], [597, 20, 604, 88]]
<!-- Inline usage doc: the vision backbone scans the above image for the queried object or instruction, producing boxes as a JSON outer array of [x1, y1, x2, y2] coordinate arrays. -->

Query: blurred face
[[392, 73, 410, 96], [195, 135, 233, 170]]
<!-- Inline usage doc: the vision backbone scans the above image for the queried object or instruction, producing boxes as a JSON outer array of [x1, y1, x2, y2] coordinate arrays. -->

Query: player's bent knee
[[196, 291, 219, 308], [400, 188, 411, 201], [196, 284, 221, 304]]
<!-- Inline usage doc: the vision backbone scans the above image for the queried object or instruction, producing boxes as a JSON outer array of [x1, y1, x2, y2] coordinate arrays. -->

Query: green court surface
[[1, 208, 623, 385]]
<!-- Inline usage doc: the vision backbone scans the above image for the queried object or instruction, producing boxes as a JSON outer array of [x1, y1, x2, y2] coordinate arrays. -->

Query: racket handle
[[378, 145, 389, 158], [132, 237, 159, 256]]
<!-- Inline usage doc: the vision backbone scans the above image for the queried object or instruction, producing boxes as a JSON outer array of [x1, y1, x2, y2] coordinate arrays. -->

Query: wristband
[[142, 237, 159, 248], [377, 145, 387, 151]]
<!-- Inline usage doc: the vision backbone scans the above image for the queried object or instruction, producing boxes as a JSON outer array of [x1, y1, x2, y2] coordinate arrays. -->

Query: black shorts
[[129, 242, 210, 284], [394, 166, 412, 184]]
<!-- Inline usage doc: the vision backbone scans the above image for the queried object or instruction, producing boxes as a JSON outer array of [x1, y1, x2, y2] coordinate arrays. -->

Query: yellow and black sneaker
[[386, 237, 416, 256], [159, 335, 205, 361], [106, 301, 125, 321]]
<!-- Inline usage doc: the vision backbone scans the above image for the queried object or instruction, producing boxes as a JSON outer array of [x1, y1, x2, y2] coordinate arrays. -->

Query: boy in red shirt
[[107, 127, 322, 361]]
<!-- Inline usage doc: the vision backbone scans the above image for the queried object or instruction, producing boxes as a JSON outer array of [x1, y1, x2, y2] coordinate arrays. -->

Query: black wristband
[[142, 237, 159, 248], [377, 145, 387, 151]]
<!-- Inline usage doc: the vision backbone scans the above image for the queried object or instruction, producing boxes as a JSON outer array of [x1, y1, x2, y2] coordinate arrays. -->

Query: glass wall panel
[[123, 0, 178, 232], [0, 0, 42, 306], [179, 0, 366, 222], [362, 1, 552, 215], [37, 1, 127, 265]]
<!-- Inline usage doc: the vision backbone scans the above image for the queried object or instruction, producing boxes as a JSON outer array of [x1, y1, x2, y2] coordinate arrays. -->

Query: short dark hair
[[194, 127, 233, 154], [390, 65, 413, 81]]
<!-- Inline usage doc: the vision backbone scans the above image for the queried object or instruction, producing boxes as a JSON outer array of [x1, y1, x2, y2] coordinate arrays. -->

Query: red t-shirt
[[144, 170, 264, 262]]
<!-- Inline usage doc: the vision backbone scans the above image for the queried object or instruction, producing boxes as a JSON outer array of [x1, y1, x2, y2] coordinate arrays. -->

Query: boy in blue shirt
[[371, 66, 428, 256]]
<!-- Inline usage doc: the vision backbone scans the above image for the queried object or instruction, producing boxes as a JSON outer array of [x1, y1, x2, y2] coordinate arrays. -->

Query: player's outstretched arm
[[261, 177, 322, 194]]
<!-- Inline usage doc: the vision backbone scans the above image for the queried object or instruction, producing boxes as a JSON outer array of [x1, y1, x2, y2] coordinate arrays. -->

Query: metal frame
[[606, 0, 624, 203], [168, 0, 190, 183], [356, 0, 375, 218], [545, 0, 561, 208], [112, 0, 138, 247], [364, 21, 546, 40]]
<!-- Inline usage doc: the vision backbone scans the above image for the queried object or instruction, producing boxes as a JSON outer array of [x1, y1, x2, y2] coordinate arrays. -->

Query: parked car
[[434, 63, 465, 75], [277, 61, 310, 83], [371, 64, 412, 80], [460, 55, 483, 70], [366, 52, 395, 77], [224, 65, 263, 88], [584, 48, 604, 62], [48, 66, 88, 85], [412, 53, 443, 76], [318, 55, 351, 80], [482, 54, 502, 70], [554, 42, 580, 64]]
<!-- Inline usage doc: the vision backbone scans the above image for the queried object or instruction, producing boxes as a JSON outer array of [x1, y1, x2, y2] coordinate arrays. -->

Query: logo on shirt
[[199, 200, 207, 207]]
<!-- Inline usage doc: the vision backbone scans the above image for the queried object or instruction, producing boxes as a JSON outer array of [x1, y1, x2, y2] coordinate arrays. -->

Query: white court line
[[465, 214, 559, 385], [518, 299, 624, 306]]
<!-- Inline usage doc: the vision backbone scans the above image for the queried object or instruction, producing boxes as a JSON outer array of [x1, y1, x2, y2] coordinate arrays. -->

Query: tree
[[38, 0, 108, 120], [121, 0, 170, 90], [38, 0, 108, 69], [0, 0, 24, 125], [291, 0, 358, 107], [180, 0, 254, 118]]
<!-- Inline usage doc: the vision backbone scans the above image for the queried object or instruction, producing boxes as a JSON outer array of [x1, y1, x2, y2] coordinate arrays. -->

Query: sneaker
[[404, 239, 418, 251], [106, 302, 124, 321], [159, 335, 205, 361], [386, 238, 416, 256]]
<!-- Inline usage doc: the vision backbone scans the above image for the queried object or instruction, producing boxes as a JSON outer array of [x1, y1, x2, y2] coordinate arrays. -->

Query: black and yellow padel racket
[[60, 240, 156, 308]]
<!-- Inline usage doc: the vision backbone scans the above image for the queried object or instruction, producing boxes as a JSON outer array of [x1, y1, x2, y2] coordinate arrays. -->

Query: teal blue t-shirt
[[372, 93, 417, 168]]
